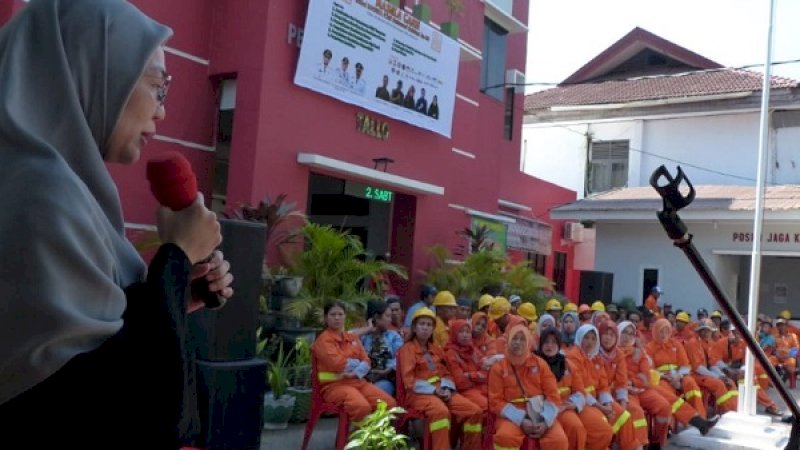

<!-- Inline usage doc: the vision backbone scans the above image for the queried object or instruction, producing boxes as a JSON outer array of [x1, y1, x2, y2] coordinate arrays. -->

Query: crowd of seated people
[[308, 284, 792, 450]]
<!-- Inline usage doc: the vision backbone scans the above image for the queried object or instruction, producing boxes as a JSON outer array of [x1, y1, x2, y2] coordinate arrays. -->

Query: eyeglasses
[[145, 73, 172, 106]]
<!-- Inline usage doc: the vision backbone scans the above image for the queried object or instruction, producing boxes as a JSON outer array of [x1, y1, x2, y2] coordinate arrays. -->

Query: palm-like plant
[[456, 224, 496, 256], [284, 222, 407, 327], [422, 245, 553, 310]]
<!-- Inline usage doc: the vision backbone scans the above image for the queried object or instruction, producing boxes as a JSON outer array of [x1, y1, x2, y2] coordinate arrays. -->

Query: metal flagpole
[[743, 0, 777, 415]]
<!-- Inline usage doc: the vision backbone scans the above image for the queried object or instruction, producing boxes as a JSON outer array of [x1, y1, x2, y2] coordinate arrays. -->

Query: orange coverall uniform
[[644, 295, 661, 317], [646, 338, 707, 418], [554, 358, 613, 450], [621, 345, 699, 446], [672, 325, 694, 345], [488, 356, 569, 450], [713, 334, 778, 410], [312, 329, 396, 421], [444, 325, 488, 410], [567, 347, 643, 450], [596, 349, 649, 445], [398, 339, 483, 450], [772, 330, 798, 375], [684, 337, 738, 414]]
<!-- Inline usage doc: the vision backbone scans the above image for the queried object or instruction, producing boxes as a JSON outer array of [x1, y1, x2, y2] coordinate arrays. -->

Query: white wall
[[774, 127, 800, 184], [521, 121, 640, 198], [521, 124, 587, 195], [594, 220, 800, 316], [638, 113, 761, 186]]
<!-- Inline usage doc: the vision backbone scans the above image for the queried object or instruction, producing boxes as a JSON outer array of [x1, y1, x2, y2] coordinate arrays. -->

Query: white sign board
[[294, 0, 460, 138]]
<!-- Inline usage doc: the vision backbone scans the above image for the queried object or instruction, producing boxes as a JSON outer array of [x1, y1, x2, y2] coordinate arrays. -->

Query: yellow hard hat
[[591, 301, 606, 312], [676, 312, 690, 323], [710, 310, 723, 319], [563, 302, 578, 313], [411, 307, 436, 324], [432, 290, 457, 307], [545, 299, 562, 312], [478, 294, 495, 310], [780, 310, 792, 320], [518, 302, 538, 323], [488, 297, 511, 320]]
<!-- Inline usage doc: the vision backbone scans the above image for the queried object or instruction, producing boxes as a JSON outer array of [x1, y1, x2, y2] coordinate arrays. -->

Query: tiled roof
[[525, 69, 798, 111], [552, 185, 800, 214]]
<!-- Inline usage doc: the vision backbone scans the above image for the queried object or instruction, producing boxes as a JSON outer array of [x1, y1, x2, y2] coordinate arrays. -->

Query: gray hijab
[[0, 0, 171, 405]]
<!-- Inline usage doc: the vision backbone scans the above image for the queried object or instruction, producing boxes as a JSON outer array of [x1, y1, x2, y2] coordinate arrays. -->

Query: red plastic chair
[[394, 353, 432, 450], [300, 355, 351, 450], [483, 413, 538, 450]]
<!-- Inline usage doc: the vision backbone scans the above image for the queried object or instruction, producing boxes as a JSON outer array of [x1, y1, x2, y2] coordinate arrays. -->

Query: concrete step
[[671, 413, 791, 450]]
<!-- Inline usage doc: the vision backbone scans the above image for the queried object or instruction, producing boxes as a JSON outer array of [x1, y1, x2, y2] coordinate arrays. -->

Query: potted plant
[[345, 400, 409, 449], [284, 222, 408, 327], [441, 0, 463, 40], [287, 336, 313, 423], [263, 339, 296, 430]]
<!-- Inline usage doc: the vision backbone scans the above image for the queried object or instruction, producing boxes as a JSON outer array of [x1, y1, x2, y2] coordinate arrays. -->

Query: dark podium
[[190, 219, 267, 449]]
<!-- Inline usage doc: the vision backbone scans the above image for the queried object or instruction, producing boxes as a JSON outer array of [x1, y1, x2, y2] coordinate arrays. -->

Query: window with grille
[[588, 140, 629, 194]]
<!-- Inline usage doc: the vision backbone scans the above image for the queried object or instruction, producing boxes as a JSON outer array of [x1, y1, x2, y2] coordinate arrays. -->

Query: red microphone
[[146, 151, 224, 309]]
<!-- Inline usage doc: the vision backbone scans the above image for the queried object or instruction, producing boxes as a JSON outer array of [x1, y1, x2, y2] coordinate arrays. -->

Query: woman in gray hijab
[[0, 0, 233, 447]]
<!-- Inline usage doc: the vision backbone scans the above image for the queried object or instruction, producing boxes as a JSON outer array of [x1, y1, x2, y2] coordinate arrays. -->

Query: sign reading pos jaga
[[294, 0, 460, 138]]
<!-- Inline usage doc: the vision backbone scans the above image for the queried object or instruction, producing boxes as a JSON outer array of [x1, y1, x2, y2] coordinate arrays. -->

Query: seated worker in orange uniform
[[398, 308, 483, 450], [560, 311, 579, 350], [672, 312, 694, 344], [312, 301, 396, 424], [488, 324, 569, 450], [471, 312, 500, 362], [444, 319, 488, 410], [683, 319, 738, 415], [617, 321, 718, 446], [487, 297, 512, 338], [646, 319, 707, 419], [596, 321, 649, 446], [713, 325, 782, 416], [537, 327, 613, 450], [432, 290, 458, 347], [773, 318, 798, 381], [568, 325, 646, 450]]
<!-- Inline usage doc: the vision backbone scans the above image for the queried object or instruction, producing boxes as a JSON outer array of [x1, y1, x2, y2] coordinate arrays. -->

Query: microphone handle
[[191, 278, 225, 309], [191, 253, 226, 310]]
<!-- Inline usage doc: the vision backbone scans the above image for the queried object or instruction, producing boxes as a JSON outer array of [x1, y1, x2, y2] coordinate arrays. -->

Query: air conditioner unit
[[505, 69, 526, 94], [563, 222, 584, 243]]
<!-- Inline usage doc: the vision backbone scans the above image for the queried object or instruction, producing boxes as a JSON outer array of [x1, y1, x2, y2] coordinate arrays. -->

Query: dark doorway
[[642, 268, 659, 304]]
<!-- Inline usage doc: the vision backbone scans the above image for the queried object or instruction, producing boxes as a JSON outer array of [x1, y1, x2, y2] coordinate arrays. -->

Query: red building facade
[[2, 0, 579, 300]]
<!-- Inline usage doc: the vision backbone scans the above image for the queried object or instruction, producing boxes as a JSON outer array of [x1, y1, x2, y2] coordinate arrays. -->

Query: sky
[[525, 0, 800, 94]]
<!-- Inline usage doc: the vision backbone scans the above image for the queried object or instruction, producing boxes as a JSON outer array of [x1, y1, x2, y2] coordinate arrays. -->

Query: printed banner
[[507, 216, 552, 255], [470, 217, 508, 254], [294, 0, 460, 138]]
